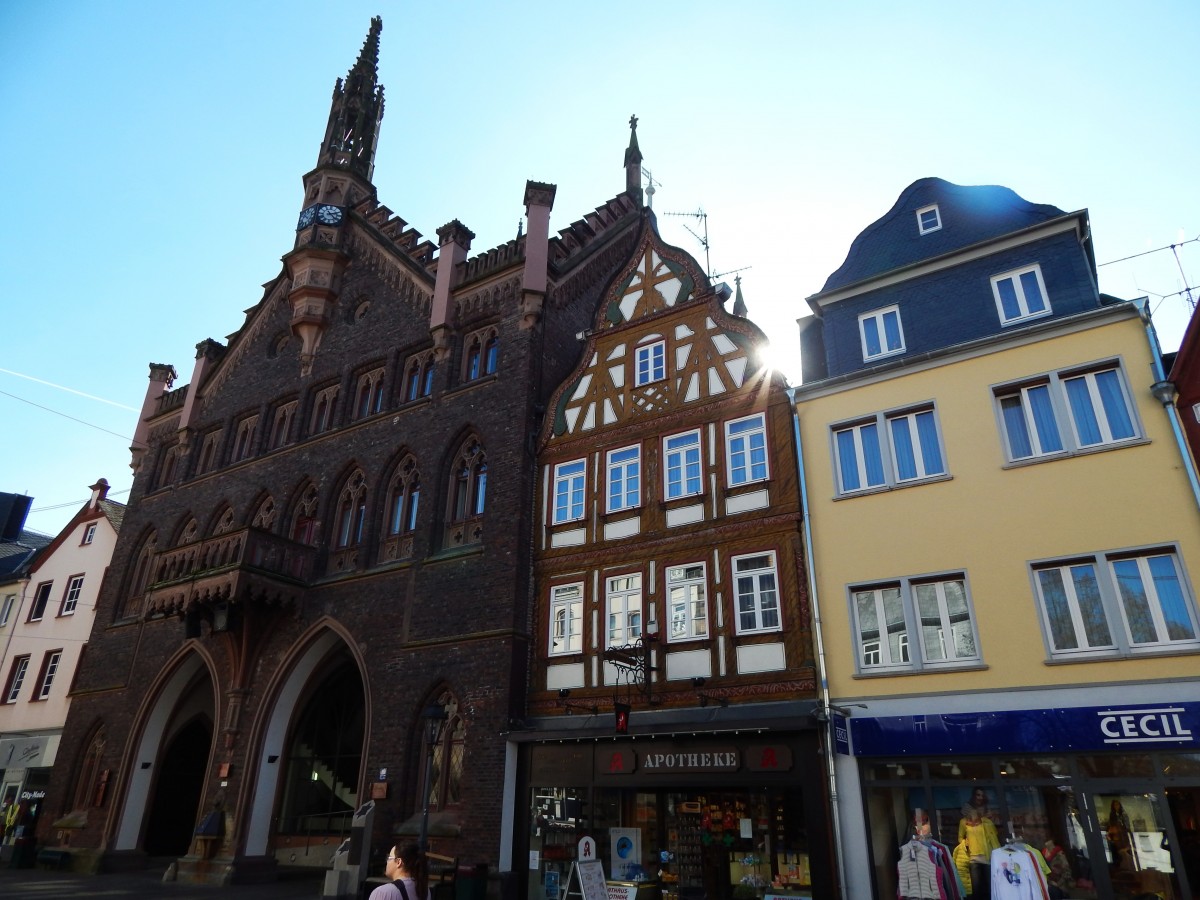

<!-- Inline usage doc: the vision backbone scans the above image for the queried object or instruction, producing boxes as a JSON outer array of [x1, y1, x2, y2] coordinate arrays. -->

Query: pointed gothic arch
[[242, 624, 369, 859]]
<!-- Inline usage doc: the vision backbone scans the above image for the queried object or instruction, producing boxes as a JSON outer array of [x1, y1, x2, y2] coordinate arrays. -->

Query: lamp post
[[418, 704, 447, 851]]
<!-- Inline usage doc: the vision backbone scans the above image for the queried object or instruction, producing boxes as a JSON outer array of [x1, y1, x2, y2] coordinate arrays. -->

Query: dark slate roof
[[99, 498, 126, 533], [0, 529, 52, 578], [818, 178, 1068, 295]]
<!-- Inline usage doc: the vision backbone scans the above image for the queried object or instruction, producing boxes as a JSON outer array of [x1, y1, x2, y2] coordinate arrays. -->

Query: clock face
[[296, 205, 317, 229], [317, 205, 344, 225]]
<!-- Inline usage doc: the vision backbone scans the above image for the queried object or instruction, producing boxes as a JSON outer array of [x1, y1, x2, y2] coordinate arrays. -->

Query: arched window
[[483, 334, 499, 375], [420, 693, 465, 813], [290, 484, 320, 546], [465, 339, 482, 381], [381, 457, 419, 563], [335, 471, 368, 548], [252, 496, 278, 531], [122, 531, 157, 619], [354, 367, 386, 420], [310, 385, 338, 435], [71, 727, 108, 811], [445, 439, 486, 547], [270, 401, 297, 449], [404, 352, 435, 402], [462, 327, 499, 382], [233, 415, 259, 461]]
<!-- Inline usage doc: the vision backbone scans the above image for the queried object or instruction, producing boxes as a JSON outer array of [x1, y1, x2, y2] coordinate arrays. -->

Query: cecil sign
[[1099, 707, 1194, 745]]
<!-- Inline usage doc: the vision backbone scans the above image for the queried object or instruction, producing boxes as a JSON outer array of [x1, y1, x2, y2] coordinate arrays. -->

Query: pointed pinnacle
[[732, 275, 748, 317], [351, 16, 382, 79], [624, 113, 642, 166]]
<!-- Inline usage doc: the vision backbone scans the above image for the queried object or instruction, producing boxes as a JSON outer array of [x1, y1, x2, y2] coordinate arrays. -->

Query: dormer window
[[991, 264, 1051, 325], [916, 204, 941, 235], [859, 305, 905, 361], [634, 339, 666, 386]]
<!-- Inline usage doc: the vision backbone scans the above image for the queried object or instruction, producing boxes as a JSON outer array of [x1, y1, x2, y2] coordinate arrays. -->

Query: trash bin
[[455, 863, 488, 900]]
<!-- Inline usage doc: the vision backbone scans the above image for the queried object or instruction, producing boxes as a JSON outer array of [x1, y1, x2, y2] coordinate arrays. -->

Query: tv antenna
[[642, 167, 661, 209], [662, 208, 710, 278]]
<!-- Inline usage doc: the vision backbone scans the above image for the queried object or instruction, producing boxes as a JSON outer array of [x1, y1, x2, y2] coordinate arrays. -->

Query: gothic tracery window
[[445, 438, 486, 548]]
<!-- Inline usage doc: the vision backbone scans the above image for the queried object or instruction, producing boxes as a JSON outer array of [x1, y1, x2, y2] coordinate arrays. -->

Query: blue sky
[[2, 1, 1197, 535]]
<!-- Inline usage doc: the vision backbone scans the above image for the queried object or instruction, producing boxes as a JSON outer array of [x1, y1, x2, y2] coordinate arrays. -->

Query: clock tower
[[285, 17, 385, 374]]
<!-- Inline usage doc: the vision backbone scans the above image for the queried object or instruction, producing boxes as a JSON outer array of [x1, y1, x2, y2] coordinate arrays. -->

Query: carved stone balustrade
[[142, 527, 317, 618]]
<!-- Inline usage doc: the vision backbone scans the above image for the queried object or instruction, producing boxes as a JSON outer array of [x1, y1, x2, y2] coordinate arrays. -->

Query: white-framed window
[[35, 650, 61, 701], [549, 583, 584, 656], [726, 414, 769, 486], [28, 581, 52, 622], [552, 460, 587, 524], [664, 431, 703, 500], [996, 363, 1139, 462], [4, 655, 29, 703], [635, 340, 666, 386], [833, 405, 946, 495], [606, 446, 640, 512], [606, 573, 642, 647], [667, 563, 708, 642], [991, 263, 1050, 324], [858, 305, 905, 361], [851, 575, 980, 673], [60, 575, 84, 615], [733, 552, 781, 634], [0, 595, 14, 627], [916, 204, 942, 235], [1032, 547, 1198, 659], [82, 523, 97, 545]]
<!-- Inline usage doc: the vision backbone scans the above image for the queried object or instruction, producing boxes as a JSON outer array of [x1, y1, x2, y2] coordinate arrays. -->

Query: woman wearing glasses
[[370, 843, 430, 900]]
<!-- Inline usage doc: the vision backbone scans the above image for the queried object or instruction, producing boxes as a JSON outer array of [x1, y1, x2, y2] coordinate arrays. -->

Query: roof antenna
[[661, 208, 710, 278]]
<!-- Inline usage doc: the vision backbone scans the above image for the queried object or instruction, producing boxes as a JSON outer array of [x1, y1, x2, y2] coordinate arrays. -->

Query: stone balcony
[[142, 527, 317, 618]]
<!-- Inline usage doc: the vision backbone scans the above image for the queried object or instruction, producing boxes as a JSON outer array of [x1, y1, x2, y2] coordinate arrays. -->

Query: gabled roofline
[[805, 209, 1092, 312]]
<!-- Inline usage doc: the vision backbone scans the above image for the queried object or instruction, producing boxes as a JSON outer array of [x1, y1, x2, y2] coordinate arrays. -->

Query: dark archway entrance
[[143, 717, 211, 856], [276, 656, 364, 851]]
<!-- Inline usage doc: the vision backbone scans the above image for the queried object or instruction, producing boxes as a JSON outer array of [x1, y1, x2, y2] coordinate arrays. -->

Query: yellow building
[[792, 179, 1200, 899]]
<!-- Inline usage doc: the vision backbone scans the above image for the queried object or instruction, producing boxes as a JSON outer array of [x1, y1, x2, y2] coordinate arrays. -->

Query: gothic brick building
[[43, 17, 647, 884]]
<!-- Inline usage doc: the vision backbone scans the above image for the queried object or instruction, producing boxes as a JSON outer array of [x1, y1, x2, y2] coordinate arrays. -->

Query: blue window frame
[[726, 414, 768, 485], [996, 363, 1138, 463], [834, 405, 947, 495], [635, 341, 665, 386], [664, 431, 702, 499], [859, 306, 905, 361], [991, 264, 1050, 324], [606, 445, 641, 512], [552, 460, 586, 524]]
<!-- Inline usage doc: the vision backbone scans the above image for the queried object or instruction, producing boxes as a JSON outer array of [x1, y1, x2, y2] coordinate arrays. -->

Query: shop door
[[1090, 789, 1187, 899]]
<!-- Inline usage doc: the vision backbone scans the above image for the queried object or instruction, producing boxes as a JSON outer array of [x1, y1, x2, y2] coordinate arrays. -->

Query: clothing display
[[989, 843, 1050, 900], [896, 837, 964, 900]]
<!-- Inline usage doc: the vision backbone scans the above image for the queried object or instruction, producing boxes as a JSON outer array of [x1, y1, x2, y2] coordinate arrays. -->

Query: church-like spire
[[732, 275, 748, 317], [318, 17, 385, 181], [624, 114, 643, 206]]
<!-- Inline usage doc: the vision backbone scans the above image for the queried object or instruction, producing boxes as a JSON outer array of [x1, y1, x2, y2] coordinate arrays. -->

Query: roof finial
[[624, 114, 643, 206], [732, 275, 748, 317]]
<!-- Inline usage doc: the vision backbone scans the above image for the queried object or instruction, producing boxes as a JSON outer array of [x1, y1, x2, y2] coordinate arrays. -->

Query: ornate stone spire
[[624, 114, 643, 206], [317, 17, 385, 181]]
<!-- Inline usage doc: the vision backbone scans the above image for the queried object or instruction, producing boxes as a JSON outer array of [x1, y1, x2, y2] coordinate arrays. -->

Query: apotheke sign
[[600, 744, 793, 776]]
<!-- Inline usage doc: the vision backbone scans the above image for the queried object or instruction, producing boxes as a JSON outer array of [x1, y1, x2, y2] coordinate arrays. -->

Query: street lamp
[[417, 703, 448, 851]]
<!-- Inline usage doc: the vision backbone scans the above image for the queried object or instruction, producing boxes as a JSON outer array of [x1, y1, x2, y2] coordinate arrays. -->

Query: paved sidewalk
[[0, 863, 329, 898]]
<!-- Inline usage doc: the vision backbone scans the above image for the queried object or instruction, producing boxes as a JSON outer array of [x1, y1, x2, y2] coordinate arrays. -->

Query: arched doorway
[[143, 716, 211, 856], [276, 656, 364, 849]]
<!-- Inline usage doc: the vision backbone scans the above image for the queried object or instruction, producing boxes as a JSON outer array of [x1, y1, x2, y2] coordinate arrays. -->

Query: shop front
[[839, 698, 1200, 899], [511, 718, 835, 900], [0, 732, 56, 865]]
